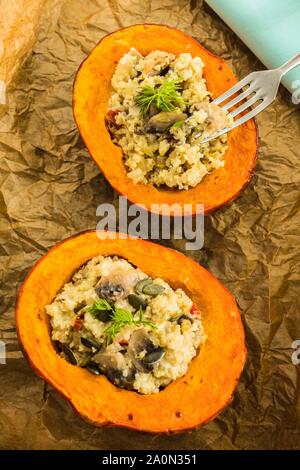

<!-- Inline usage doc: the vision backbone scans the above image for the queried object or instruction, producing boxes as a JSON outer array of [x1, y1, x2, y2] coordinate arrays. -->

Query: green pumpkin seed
[[135, 278, 152, 294], [143, 347, 165, 365], [60, 344, 77, 365], [142, 283, 165, 296], [128, 294, 148, 310], [96, 309, 113, 323], [85, 361, 100, 375], [81, 337, 101, 351]]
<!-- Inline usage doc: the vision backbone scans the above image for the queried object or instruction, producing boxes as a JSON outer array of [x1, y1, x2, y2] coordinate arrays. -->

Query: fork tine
[[220, 84, 256, 111], [229, 99, 269, 126], [230, 93, 263, 118], [197, 99, 268, 143], [212, 75, 253, 106]]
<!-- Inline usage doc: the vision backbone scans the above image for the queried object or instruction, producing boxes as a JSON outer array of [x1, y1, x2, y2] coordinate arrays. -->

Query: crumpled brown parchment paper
[[0, 0, 46, 105], [0, 0, 299, 450]]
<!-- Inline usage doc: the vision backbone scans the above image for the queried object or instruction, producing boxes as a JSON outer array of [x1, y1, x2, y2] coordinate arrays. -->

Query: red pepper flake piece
[[105, 108, 121, 130], [74, 317, 83, 331], [190, 303, 198, 315]]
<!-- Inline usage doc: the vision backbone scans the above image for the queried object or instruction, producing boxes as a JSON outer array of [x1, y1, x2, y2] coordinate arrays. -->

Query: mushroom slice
[[95, 270, 142, 301], [145, 111, 187, 133], [93, 350, 136, 387], [128, 328, 165, 372]]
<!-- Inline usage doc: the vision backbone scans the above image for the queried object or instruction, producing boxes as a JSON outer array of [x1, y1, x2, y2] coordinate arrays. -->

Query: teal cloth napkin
[[206, 0, 300, 93]]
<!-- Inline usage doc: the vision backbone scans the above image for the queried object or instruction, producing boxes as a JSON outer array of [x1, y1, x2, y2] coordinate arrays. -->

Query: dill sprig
[[105, 307, 155, 345], [85, 298, 112, 315], [135, 78, 184, 115]]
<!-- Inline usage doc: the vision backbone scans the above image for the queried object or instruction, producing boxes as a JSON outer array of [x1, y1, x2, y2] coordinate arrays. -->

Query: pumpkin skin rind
[[73, 24, 258, 216], [16, 230, 246, 433]]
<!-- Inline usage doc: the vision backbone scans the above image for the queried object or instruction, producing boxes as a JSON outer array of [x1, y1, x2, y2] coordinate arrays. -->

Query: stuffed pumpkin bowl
[[73, 24, 258, 216], [16, 231, 246, 433]]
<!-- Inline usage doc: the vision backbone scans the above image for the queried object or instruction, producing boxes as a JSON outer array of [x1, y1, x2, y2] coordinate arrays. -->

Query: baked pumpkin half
[[16, 231, 246, 433], [73, 24, 258, 216]]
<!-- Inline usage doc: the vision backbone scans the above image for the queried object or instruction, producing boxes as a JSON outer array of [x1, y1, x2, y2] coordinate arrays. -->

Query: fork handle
[[278, 52, 300, 76]]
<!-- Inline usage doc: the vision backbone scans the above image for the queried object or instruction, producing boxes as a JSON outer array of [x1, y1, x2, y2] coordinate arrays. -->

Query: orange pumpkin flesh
[[16, 231, 246, 433], [73, 24, 258, 216]]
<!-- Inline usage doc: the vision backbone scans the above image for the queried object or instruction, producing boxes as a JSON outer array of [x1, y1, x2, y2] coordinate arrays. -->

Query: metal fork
[[196, 52, 300, 143]]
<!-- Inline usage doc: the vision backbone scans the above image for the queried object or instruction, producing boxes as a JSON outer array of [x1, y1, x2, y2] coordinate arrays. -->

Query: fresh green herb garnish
[[135, 78, 184, 115], [85, 298, 156, 344], [105, 306, 155, 345], [85, 298, 113, 315]]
